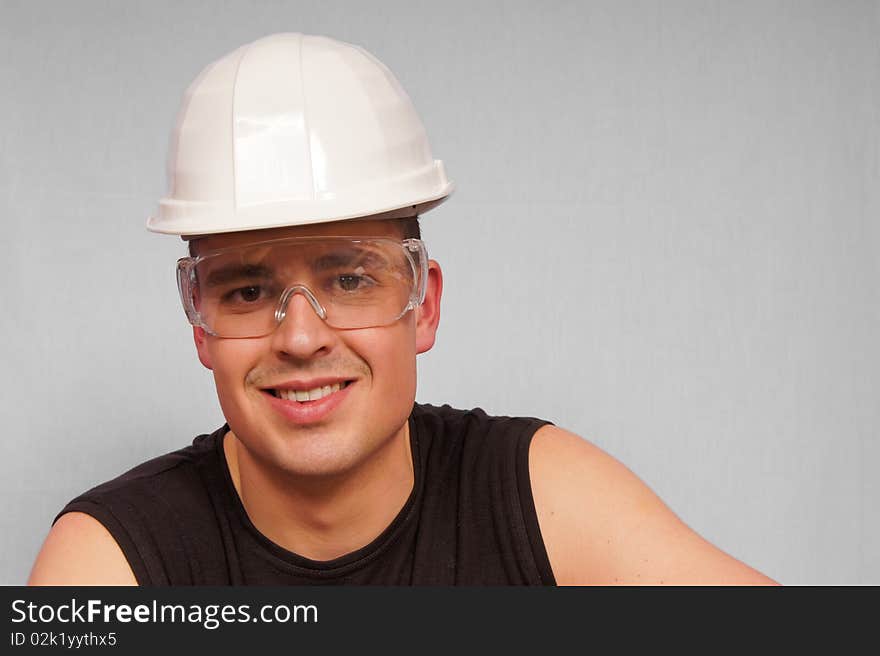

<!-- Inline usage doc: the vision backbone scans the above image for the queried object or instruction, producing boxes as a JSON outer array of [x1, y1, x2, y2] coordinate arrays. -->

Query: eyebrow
[[311, 250, 389, 271], [201, 248, 395, 287], [202, 263, 275, 288]]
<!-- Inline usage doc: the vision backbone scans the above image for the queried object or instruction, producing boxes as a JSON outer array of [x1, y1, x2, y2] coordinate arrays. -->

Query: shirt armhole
[[515, 420, 558, 586], [54, 501, 153, 586]]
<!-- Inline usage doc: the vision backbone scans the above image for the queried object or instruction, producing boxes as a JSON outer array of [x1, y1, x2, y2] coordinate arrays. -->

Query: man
[[29, 33, 776, 585]]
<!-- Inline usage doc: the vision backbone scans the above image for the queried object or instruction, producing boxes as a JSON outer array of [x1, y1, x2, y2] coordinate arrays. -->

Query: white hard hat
[[147, 33, 453, 236]]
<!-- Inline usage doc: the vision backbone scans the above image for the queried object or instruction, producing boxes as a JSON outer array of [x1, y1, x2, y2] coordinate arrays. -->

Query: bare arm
[[529, 425, 779, 585], [28, 512, 138, 586]]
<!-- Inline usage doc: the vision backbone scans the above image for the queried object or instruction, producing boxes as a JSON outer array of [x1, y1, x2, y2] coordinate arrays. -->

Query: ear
[[193, 327, 214, 370], [415, 259, 442, 354]]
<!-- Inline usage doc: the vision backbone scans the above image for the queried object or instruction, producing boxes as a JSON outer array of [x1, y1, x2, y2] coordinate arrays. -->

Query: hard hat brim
[[148, 177, 453, 237]]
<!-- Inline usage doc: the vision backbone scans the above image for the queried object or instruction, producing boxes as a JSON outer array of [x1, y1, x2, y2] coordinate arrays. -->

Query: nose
[[269, 286, 336, 359], [275, 285, 327, 323]]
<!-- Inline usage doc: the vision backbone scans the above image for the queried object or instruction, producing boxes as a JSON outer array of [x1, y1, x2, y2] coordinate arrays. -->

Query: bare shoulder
[[529, 425, 779, 586], [28, 512, 138, 586]]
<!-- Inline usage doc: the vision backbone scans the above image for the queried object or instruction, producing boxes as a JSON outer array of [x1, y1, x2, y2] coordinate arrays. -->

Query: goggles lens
[[177, 237, 426, 337]]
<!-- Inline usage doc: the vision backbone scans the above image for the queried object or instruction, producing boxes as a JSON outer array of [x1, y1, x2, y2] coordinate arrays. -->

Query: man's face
[[191, 218, 442, 479]]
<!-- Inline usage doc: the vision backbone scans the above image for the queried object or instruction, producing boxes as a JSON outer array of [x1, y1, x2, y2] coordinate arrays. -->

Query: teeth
[[275, 382, 346, 402]]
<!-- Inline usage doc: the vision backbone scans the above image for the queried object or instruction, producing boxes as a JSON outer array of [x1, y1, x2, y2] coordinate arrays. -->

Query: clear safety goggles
[[176, 237, 428, 338]]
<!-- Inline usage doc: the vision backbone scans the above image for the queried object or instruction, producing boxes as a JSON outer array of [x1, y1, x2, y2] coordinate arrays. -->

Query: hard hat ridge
[[147, 33, 453, 236]]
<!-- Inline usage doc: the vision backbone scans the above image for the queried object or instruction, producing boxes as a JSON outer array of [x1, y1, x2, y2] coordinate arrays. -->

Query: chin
[[274, 439, 365, 479], [237, 420, 387, 480]]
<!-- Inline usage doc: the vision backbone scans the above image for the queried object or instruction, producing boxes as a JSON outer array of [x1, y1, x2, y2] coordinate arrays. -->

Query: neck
[[223, 423, 414, 561]]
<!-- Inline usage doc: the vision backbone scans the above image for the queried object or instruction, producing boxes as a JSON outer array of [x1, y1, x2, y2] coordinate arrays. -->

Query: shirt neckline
[[210, 410, 423, 577]]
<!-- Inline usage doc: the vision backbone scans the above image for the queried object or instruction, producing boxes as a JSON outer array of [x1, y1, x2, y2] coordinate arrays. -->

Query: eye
[[337, 275, 362, 291], [222, 285, 268, 304], [336, 274, 375, 292], [238, 286, 262, 302]]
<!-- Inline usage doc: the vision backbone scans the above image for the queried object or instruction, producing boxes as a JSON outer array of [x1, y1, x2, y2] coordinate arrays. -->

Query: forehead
[[189, 219, 403, 255]]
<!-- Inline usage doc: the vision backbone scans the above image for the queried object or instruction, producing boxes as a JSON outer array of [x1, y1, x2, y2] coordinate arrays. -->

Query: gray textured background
[[2, 0, 878, 585]]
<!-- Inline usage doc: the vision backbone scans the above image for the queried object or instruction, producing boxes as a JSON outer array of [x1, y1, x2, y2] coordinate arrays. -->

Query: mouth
[[264, 380, 354, 404], [260, 378, 356, 425]]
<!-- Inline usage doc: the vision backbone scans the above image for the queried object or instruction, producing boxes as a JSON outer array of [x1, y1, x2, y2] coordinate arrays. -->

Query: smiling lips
[[270, 380, 351, 402], [261, 379, 355, 424]]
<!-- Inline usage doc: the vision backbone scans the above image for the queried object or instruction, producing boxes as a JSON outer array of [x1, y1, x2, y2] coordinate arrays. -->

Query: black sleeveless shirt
[[56, 404, 556, 585]]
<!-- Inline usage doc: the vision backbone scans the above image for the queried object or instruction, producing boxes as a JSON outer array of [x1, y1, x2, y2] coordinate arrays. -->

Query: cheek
[[362, 323, 418, 397], [206, 340, 262, 399]]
